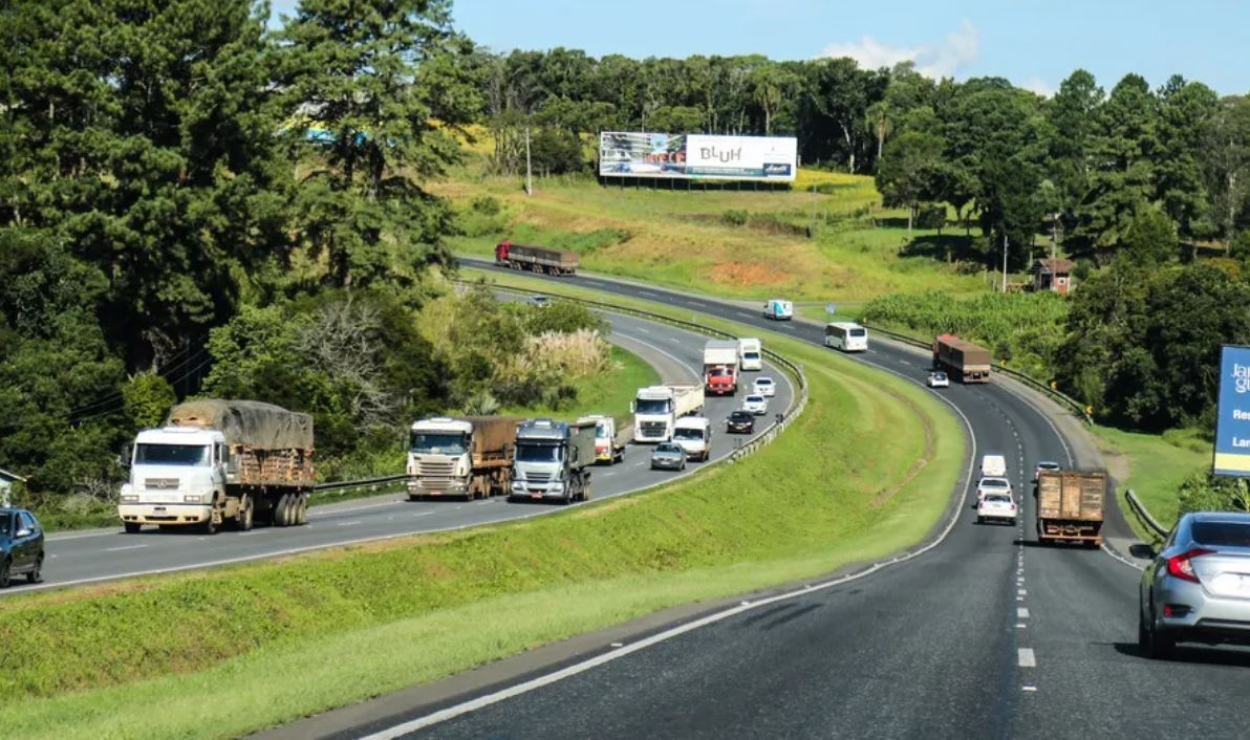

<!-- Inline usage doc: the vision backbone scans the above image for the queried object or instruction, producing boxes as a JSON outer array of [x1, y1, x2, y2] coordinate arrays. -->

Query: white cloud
[[1019, 77, 1055, 98], [818, 20, 979, 80]]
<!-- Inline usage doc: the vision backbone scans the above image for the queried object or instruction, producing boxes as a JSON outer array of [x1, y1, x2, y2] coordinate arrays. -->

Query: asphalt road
[[11, 312, 793, 595], [343, 261, 1250, 740]]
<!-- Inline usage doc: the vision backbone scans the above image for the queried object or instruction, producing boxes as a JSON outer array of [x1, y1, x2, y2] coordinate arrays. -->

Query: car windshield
[[1192, 521, 1250, 547], [655, 444, 682, 454], [515, 444, 562, 463], [747, 396, 763, 403], [410, 432, 468, 455], [635, 398, 671, 414], [981, 479, 1008, 488], [1037, 462, 1060, 470], [984, 494, 1012, 504], [756, 379, 773, 386], [673, 428, 703, 440], [134, 443, 211, 467], [932, 372, 947, 380], [730, 412, 751, 421]]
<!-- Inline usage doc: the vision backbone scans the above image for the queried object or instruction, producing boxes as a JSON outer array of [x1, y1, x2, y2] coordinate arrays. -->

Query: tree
[[278, 0, 475, 289], [750, 62, 798, 136], [1155, 77, 1218, 239], [1203, 96, 1250, 251], [876, 131, 945, 238], [1045, 70, 1104, 213]]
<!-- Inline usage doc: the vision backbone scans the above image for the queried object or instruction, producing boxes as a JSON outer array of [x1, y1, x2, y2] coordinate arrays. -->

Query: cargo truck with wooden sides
[[118, 400, 315, 534], [510, 418, 596, 503], [407, 416, 523, 501], [494, 239, 579, 276], [932, 333, 992, 384], [1034, 469, 1107, 547]]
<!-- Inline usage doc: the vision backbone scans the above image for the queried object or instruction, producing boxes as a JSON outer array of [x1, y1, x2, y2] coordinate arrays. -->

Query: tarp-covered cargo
[[167, 400, 314, 451]]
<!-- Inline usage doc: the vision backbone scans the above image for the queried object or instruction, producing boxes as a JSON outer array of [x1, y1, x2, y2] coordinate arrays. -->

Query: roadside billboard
[[598, 132, 797, 182], [1213, 344, 1250, 476]]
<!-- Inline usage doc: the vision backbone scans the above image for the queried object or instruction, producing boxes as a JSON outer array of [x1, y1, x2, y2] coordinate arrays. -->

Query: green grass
[[436, 169, 989, 306], [0, 274, 964, 740], [499, 344, 659, 427], [1093, 425, 1210, 538]]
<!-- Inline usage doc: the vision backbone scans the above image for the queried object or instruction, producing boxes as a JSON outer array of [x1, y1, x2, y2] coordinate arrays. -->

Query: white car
[[742, 395, 768, 415], [981, 454, 1007, 478], [975, 477, 1013, 504], [752, 377, 776, 397], [977, 493, 1018, 525], [927, 371, 950, 388]]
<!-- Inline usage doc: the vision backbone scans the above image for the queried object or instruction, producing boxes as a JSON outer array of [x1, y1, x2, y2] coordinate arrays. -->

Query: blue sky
[[268, 0, 1250, 97]]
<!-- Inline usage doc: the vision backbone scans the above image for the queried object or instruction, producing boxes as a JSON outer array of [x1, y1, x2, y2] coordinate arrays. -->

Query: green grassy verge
[[1093, 426, 1209, 537], [0, 275, 964, 740], [499, 344, 658, 428]]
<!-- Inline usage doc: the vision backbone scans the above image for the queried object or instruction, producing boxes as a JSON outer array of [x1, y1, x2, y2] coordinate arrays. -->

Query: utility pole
[[524, 126, 533, 196], [1050, 214, 1058, 292], [1001, 233, 1009, 293]]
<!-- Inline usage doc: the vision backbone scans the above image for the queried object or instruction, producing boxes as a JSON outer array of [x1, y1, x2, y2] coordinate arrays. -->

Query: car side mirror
[[16, 528, 31, 539]]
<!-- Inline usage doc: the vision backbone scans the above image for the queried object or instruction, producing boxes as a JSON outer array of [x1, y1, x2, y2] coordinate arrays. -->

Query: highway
[[311, 261, 1250, 740], [13, 312, 794, 594]]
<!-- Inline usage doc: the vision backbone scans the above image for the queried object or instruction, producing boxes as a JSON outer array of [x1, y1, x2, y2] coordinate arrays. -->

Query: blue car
[[0, 507, 45, 588]]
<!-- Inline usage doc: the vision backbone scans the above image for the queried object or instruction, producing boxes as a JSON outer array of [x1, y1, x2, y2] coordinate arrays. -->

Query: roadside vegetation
[[0, 298, 964, 740]]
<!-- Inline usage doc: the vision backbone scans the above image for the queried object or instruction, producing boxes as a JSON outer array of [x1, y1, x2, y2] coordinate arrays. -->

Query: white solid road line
[[105, 544, 147, 552], [1018, 648, 1037, 668]]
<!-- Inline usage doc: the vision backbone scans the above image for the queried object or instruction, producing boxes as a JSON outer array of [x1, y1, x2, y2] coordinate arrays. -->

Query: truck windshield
[[850, 329, 867, 337], [743, 352, 760, 360], [410, 432, 468, 455], [134, 444, 210, 466], [673, 428, 703, 441], [595, 422, 609, 438], [515, 443, 562, 463], [635, 399, 671, 414]]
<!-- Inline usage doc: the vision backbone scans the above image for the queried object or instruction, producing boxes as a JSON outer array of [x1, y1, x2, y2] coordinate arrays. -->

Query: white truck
[[672, 416, 713, 462], [578, 414, 628, 465], [510, 418, 596, 503], [703, 339, 740, 396], [632, 385, 705, 443], [407, 415, 522, 501], [738, 338, 763, 371], [118, 400, 315, 534]]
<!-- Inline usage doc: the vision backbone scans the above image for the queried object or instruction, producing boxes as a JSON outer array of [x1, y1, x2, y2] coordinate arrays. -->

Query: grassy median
[[0, 276, 964, 740]]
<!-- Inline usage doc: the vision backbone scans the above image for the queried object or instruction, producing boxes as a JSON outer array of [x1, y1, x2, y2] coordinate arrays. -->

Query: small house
[[0, 467, 26, 507], [1032, 258, 1075, 295]]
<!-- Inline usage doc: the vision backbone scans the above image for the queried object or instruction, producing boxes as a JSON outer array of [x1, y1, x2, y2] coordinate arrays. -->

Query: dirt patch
[[711, 262, 791, 288]]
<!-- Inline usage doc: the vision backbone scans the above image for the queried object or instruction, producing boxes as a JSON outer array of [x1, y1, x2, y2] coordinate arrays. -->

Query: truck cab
[[511, 418, 594, 503], [579, 414, 626, 464], [672, 417, 713, 462], [408, 417, 474, 498], [119, 427, 228, 532]]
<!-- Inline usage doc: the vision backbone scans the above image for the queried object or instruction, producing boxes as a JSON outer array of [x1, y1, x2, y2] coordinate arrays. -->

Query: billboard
[[598, 132, 797, 182], [1213, 345, 1250, 476]]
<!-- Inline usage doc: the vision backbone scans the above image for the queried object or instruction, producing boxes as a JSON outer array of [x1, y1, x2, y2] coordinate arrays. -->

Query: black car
[[726, 410, 755, 434], [0, 507, 45, 588]]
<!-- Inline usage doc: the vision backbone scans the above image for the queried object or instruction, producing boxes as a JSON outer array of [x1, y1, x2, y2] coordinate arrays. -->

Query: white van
[[738, 338, 763, 371], [672, 416, 713, 462], [981, 454, 1007, 478]]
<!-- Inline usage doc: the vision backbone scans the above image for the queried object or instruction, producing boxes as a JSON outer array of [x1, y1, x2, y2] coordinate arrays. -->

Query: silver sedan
[[1139, 511, 1250, 659]]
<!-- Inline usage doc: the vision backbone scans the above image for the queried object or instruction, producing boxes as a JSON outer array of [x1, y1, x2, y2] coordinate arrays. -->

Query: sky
[[268, 0, 1250, 97]]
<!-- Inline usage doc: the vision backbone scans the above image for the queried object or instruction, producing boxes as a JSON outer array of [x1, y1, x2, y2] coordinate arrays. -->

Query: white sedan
[[927, 371, 950, 388], [741, 394, 768, 415], [977, 493, 1018, 525], [752, 377, 776, 397]]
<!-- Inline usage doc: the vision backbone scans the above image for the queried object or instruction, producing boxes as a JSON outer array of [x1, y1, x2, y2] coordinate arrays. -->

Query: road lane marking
[[1018, 648, 1036, 667], [1018, 589, 1027, 596], [337, 521, 361, 526], [105, 544, 147, 552], [1018, 607, 1029, 619], [1022, 686, 1038, 692]]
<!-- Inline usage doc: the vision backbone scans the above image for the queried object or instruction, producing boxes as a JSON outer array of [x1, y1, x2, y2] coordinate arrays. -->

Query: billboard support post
[[1213, 344, 1250, 477]]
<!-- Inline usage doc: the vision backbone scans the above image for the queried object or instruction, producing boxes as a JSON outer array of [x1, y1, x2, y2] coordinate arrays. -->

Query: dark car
[[726, 410, 755, 434], [0, 507, 45, 588]]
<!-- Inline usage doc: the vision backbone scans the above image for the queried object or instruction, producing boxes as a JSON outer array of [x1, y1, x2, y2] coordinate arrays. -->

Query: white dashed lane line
[[1018, 648, 1037, 667]]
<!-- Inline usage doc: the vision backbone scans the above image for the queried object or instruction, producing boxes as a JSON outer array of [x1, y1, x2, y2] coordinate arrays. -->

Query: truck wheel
[[202, 513, 218, 536], [275, 494, 292, 527], [124, 522, 142, 534], [297, 495, 309, 525], [235, 496, 254, 532]]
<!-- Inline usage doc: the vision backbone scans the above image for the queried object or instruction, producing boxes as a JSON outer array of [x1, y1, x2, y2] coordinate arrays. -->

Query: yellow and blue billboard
[[1213, 345, 1250, 476]]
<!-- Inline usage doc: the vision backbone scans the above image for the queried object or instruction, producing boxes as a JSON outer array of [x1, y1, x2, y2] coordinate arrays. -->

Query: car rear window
[[1192, 522, 1250, 547], [984, 494, 1012, 503]]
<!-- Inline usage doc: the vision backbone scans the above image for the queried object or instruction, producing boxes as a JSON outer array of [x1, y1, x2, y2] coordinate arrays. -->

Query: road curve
[[320, 261, 1250, 740], [9, 311, 794, 595]]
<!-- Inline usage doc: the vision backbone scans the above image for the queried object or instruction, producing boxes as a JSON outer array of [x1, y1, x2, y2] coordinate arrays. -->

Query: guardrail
[[307, 282, 811, 499], [1125, 488, 1170, 539], [858, 322, 1093, 425]]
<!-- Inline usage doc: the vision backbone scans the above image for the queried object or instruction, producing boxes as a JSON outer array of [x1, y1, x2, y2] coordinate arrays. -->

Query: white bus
[[825, 322, 868, 352]]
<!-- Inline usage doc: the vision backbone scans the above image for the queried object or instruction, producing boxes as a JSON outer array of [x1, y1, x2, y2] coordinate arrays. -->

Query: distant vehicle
[[703, 340, 740, 396], [977, 493, 1018, 525], [527, 295, 552, 309], [1033, 461, 1062, 480], [981, 454, 1007, 478], [932, 333, 991, 384], [632, 385, 705, 443], [976, 477, 1012, 503], [927, 371, 950, 389], [672, 416, 713, 462], [494, 240, 579, 276], [408, 416, 522, 501], [578, 414, 627, 465], [824, 322, 869, 352], [650, 442, 688, 471], [1139, 511, 1250, 659], [0, 507, 44, 587], [742, 394, 768, 415], [725, 410, 755, 434], [510, 418, 595, 504], [752, 377, 776, 397], [738, 338, 763, 371], [1035, 469, 1106, 547], [762, 298, 793, 321]]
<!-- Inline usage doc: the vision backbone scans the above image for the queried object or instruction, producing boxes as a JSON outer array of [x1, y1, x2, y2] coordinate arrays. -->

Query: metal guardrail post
[[1125, 488, 1170, 538]]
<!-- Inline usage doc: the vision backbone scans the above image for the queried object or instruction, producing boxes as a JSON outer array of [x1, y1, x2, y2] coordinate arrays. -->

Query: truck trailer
[[703, 339, 740, 396], [407, 415, 523, 501], [578, 414, 628, 465], [510, 418, 596, 503], [494, 239, 579, 276], [632, 385, 705, 443], [118, 399, 315, 534], [932, 334, 992, 383], [1035, 469, 1107, 547]]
